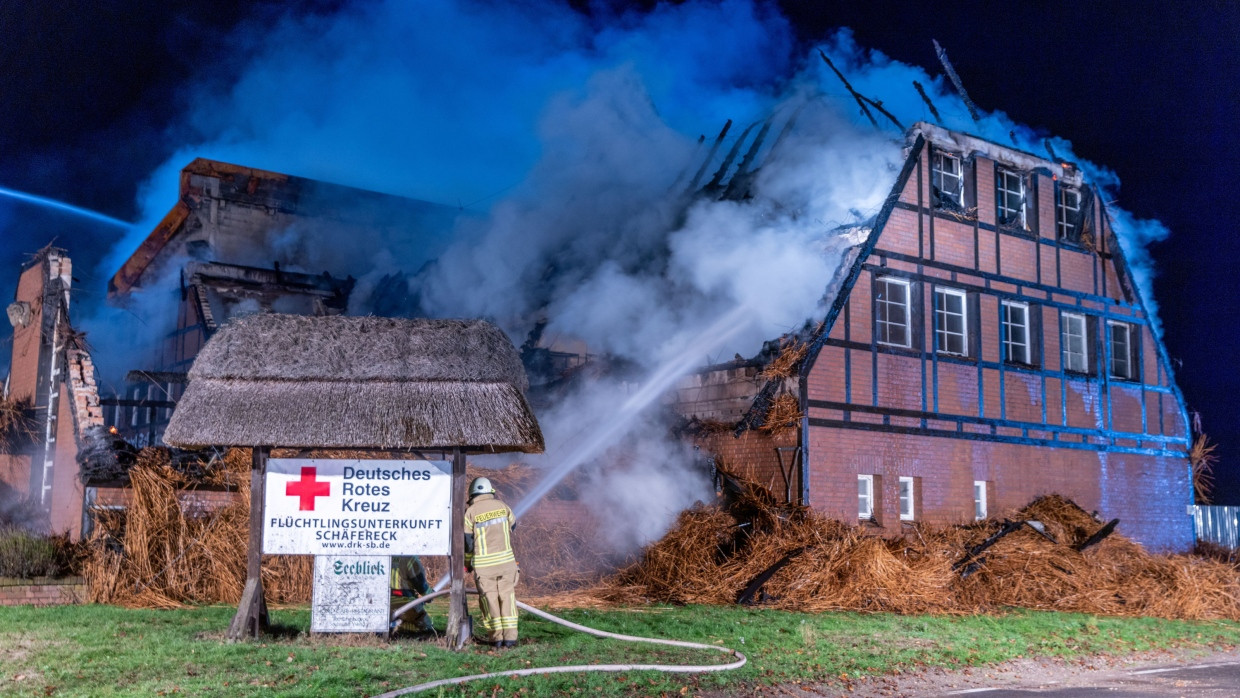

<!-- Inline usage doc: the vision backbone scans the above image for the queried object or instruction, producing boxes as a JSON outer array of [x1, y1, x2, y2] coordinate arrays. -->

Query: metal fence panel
[[1191, 505, 1240, 549]]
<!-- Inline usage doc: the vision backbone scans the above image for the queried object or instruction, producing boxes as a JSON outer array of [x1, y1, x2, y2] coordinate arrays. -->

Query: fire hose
[[376, 589, 747, 697]]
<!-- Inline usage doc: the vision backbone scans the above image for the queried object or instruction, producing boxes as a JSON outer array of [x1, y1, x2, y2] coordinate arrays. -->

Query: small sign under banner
[[311, 555, 390, 633], [263, 459, 451, 556]]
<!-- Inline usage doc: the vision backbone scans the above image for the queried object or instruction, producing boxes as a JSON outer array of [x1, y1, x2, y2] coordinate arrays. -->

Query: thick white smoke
[[90, 1, 1172, 555]]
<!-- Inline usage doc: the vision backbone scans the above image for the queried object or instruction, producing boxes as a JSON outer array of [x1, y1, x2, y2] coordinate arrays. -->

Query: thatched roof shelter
[[164, 314, 544, 453]]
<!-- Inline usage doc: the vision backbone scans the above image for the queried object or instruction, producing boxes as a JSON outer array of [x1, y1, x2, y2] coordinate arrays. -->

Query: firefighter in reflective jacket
[[464, 476, 519, 646], [389, 555, 434, 634]]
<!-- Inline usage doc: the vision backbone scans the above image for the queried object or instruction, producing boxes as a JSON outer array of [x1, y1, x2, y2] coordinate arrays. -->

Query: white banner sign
[[311, 555, 390, 633], [263, 459, 450, 555]]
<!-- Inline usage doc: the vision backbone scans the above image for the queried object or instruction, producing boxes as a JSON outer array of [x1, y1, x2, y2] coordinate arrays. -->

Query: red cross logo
[[286, 466, 330, 511]]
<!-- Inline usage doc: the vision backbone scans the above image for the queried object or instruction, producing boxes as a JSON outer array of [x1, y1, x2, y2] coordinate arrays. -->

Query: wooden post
[[228, 446, 269, 640], [446, 447, 469, 650]]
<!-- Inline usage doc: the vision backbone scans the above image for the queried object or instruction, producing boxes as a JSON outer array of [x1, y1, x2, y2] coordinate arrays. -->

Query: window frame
[[875, 276, 913, 349], [1061, 311, 1089, 374], [973, 481, 988, 521], [932, 150, 964, 209], [1001, 300, 1033, 365], [996, 167, 1028, 229], [1107, 320, 1137, 380], [898, 476, 916, 521], [934, 287, 969, 357], [1056, 185, 1081, 241], [858, 474, 875, 520]]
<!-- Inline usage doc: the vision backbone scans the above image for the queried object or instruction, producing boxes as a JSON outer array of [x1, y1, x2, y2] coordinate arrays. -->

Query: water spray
[[434, 305, 754, 592], [512, 304, 754, 518], [0, 185, 132, 228]]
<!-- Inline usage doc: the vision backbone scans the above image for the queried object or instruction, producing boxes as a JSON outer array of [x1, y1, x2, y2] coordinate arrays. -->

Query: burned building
[[2, 121, 1197, 553], [104, 158, 462, 446], [2, 160, 463, 537], [1, 247, 107, 537], [676, 122, 1194, 551]]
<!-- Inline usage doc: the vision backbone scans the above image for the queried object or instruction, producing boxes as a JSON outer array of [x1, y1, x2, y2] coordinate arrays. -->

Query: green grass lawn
[[1, 602, 1238, 697]]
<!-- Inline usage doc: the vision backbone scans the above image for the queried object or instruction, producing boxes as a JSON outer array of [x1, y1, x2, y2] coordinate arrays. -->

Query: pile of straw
[[0, 395, 34, 455], [1190, 433, 1218, 503], [607, 473, 1240, 620], [83, 451, 603, 606], [759, 393, 802, 434], [84, 448, 311, 608], [759, 340, 808, 381]]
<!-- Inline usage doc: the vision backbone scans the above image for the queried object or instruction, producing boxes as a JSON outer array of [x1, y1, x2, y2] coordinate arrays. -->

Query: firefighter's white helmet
[[469, 477, 494, 496]]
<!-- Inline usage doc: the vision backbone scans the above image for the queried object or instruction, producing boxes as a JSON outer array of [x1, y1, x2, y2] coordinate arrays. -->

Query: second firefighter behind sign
[[463, 477, 519, 647]]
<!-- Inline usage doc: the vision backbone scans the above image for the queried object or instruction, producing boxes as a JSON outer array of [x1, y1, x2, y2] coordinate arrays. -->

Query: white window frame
[[858, 474, 874, 520], [1061, 312, 1088, 373], [997, 168, 1027, 229], [1108, 320, 1135, 380], [932, 151, 963, 207], [875, 276, 912, 348], [973, 481, 988, 521], [1001, 300, 1032, 365], [934, 287, 968, 356], [898, 476, 915, 521], [1056, 186, 1081, 240]]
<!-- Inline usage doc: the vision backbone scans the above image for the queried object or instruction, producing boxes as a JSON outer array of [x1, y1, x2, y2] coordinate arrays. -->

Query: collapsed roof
[[109, 158, 461, 297]]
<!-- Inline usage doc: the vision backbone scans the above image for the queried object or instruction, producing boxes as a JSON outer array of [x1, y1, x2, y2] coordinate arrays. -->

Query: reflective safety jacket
[[390, 555, 430, 597], [464, 493, 516, 571]]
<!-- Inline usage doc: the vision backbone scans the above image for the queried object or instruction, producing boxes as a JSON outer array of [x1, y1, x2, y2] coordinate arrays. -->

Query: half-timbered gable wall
[[805, 125, 1193, 550]]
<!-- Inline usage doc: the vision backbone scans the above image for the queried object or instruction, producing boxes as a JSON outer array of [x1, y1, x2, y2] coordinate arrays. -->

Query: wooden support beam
[[446, 448, 470, 650], [818, 50, 878, 128], [228, 446, 268, 640], [933, 40, 981, 122], [912, 80, 943, 124]]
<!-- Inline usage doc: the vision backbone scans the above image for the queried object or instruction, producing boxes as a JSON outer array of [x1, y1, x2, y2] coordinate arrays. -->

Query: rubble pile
[[84, 448, 311, 608], [605, 470, 1240, 620]]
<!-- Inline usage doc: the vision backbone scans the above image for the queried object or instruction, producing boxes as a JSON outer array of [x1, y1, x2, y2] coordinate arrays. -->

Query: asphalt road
[[937, 660, 1240, 697]]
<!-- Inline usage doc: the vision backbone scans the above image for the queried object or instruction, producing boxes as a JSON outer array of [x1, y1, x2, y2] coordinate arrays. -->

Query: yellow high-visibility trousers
[[473, 565, 518, 644]]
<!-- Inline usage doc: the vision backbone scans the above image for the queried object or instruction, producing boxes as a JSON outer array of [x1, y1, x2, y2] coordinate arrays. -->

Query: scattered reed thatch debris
[[1190, 433, 1218, 503], [759, 339, 808, 381], [84, 447, 310, 608], [0, 395, 35, 454], [940, 206, 979, 223], [606, 471, 1240, 620], [87, 452, 601, 607], [759, 393, 801, 434]]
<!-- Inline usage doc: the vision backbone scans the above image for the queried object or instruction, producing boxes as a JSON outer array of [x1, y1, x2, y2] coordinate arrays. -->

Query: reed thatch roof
[[164, 315, 543, 453]]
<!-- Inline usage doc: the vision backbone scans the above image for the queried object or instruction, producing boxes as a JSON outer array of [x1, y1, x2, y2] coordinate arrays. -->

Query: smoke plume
[[68, 1, 1172, 553]]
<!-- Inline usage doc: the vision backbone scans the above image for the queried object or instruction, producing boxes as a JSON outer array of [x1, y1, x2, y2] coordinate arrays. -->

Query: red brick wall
[[696, 429, 800, 502], [1, 260, 48, 501], [802, 141, 1194, 551], [48, 384, 84, 538], [0, 578, 86, 606]]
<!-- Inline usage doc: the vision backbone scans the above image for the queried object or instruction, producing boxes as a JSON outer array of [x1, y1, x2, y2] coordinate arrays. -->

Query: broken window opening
[[996, 168, 1027, 229], [1001, 300, 1032, 365], [932, 151, 964, 210], [1056, 186, 1081, 241], [1061, 312, 1089, 373], [934, 287, 968, 356], [875, 276, 912, 348]]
